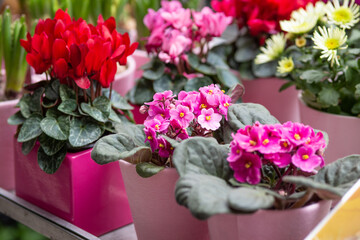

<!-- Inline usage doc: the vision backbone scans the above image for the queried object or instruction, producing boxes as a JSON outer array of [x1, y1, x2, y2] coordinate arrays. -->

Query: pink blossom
[[199, 84, 222, 106], [161, 7, 192, 31], [198, 108, 222, 131], [157, 137, 172, 158], [159, 30, 192, 64], [169, 119, 189, 140], [218, 94, 232, 120], [292, 146, 323, 172], [235, 125, 263, 152], [229, 152, 262, 184], [144, 127, 158, 151], [143, 9, 164, 31], [144, 116, 169, 133], [170, 105, 194, 128], [264, 153, 291, 168], [152, 90, 175, 102], [228, 134, 243, 162], [283, 122, 313, 146], [161, 0, 182, 11]]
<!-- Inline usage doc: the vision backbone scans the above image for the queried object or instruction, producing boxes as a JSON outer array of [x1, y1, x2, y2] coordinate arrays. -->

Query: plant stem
[[90, 79, 94, 104], [109, 82, 113, 100]]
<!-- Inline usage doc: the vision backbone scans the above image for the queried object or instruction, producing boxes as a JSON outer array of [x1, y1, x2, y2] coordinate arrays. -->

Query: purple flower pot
[[241, 78, 300, 123], [15, 142, 133, 236], [119, 160, 209, 240], [208, 200, 331, 240]]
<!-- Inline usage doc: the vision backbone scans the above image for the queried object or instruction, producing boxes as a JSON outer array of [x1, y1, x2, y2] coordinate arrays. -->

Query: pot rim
[[119, 159, 178, 174], [115, 56, 136, 78]]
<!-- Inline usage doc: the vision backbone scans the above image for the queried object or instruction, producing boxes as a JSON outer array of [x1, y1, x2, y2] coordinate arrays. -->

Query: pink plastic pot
[[298, 96, 360, 165], [0, 98, 18, 190], [208, 200, 331, 240], [112, 56, 136, 96], [119, 160, 209, 240], [15, 142, 132, 236], [241, 78, 300, 123]]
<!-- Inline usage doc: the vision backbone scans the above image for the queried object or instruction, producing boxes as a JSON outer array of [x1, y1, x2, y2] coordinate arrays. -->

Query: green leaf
[[234, 38, 258, 62], [187, 53, 216, 75], [317, 88, 340, 107], [40, 116, 69, 140], [46, 108, 62, 118], [279, 81, 295, 92], [216, 69, 240, 88], [8, 111, 26, 125], [80, 96, 111, 122], [58, 99, 80, 116], [252, 61, 277, 78], [184, 77, 213, 91], [17, 113, 43, 142], [130, 78, 155, 105], [45, 79, 60, 101], [348, 29, 360, 43], [136, 162, 165, 178], [91, 133, 152, 164], [345, 66, 359, 82], [103, 89, 133, 110], [142, 60, 165, 80], [19, 94, 32, 118], [37, 146, 66, 174], [21, 138, 37, 155], [351, 102, 360, 115], [38, 133, 66, 156], [29, 87, 45, 113], [355, 84, 360, 98], [114, 123, 147, 146], [69, 118, 103, 147], [207, 52, 229, 69], [227, 83, 245, 103], [300, 70, 327, 83], [109, 109, 122, 123], [228, 187, 275, 212], [59, 84, 76, 101], [172, 75, 188, 94], [222, 103, 279, 143], [153, 74, 172, 92], [173, 137, 232, 179]]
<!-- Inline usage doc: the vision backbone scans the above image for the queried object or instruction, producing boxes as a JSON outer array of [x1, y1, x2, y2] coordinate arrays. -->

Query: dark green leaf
[[114, 123, 146, 146], [103, 89, 133, 110], [38, 133, 66, 156], [153, 74, 172, 92], [37, 146, 66, 174], [109, 109, 122, 123], [187, 53, 216, 75], [184, 77, 213, 91], [80, 96, 111, 122], [172, 75, 188, 94], [228, 188, 275, 212], [40, 116, 69, 140], [45, 79, 60, 101], [355, 84, 360, 98], [19, 94, 32, 118], [8, 111, 26, 125], [345, 66, 359, 82], [17, 113, 43, 142], [42, 98, 58, 108], [136, 162, 165, 178], [142, 60, 165, 80], [279, 81, 295, 92], [91, 133, 152, 164], [69, 118, 103, 147], [234, 39, 258, 62], [207, 52, 229, 69], [131, 79, 155, 105], [58, 99, 80, 116], [300, 70, 327, 83], [21, 138, 37, 155], [46, 108, 62, 118], [351, 102, 360, 115], [59, 84, 76, 101], [317, 88, 340, 107], [252, 61, 277, 78], [29, 87, 45, 113], [216, 69, 240, 88]]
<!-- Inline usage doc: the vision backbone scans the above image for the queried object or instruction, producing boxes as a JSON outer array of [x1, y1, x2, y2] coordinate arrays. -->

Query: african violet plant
[[172, 109, 360, 219], [127, 0, 240, 105], [7, 10, 138, 174], [209, 0, 320, 80], [255, 0, 360, 117], [91, 83, 244, 177]]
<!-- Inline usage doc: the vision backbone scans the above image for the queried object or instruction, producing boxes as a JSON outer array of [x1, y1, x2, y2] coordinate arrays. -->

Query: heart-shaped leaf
[[69, 118, 103, 147], [29, 87, 45, 113], [8, 111, 26, 125], [40, 116, 69, 140], [58, 99, 79, 116], [21, 138, 37, 155], [59, 84, 76, 101], [114, 123, 147, 146], [45, 79, 60, 101], [19, 94, 32, 118], [38, 133, 66, 156], [17, 113, 43, 142], [91, 133, 152, 164], [142, 59, 165, 80], [80, 96, 111, 123], [184, 77, 213, 91], [153, 74, 172, 92], [228, 187, 275, 212], [37, 146, 67, 174], [188, 53, 216, 75], [216, 68, 240, 88], [136, 162, 165, 178], [109, 109, 122, 123], [128, 78, 155, 105], [103, 89, 133, 110]]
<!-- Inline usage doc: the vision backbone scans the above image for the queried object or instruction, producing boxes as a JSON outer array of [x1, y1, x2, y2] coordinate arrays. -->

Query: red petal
[[53, 39, 69, 62], [104, 17, 116, 33], [75, 76, 91, 89], [54, 19, 66, 39], [54, 58, 68, 79], [128, 42, 139, 55], [111, 45, 125, 60], [99, 59, 116, 88], [70, 44, 81, 68], [54, 9, 71, 25]]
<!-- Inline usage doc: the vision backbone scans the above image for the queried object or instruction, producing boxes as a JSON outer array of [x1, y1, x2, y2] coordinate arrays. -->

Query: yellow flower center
[[302, 154, 309, 160], [249, 140, 257, 146], [295, 37, 306, 48], [206, 116, 211, 121], [245, 162, 252, 169], [201, 104, 207, 109], [159, 143, 164, 148], [155, 124, 160, 130], [170, 147, 174, 150], [294, 134, 301, 140], [147, 136, 152, 140], [222, 90, 225, 93], [224, 102, 230, 108], [333, 7, 353, 24], [282, 142, 288, 148], [208, 90, 213, 95], [236, 149, 240, 154], [325, 38, 340, 50], [179, 112, 185, 118], [262, 139, 269, 145]]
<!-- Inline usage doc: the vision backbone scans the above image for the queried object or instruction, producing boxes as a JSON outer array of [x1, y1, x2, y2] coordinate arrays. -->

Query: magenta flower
[[144, 116, 169, 133], [157, 137, 172, 158], [161, 7, 192, 31], [292, 146, 323, 172], [198, 108, 222, 130], [159, 31, 192, 64], [218, 94, 232, 120], [229, 152, 262, 184], [199, 84, 222, 106], [144, 127, 158, 151], [264, 153, 291, 168], [235, 125, 263, 152], [169, 119, 189, 140], [228, 134, 243, 162], [170, 104, 194, 128], [143, 9, 164, 31], [283, 122, 313, 146], [256, 127, 281, 154], [151, 90, 175, 102]]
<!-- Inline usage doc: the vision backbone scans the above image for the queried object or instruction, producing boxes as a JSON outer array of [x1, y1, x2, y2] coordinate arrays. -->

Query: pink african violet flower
[[157, 137, 172, 158], [170, 104, 194, 128], [229, 152, 262, 184], [228, 134, 243, 162], [199, 84, 222, 106], [144, 116, 169, 133], [218, 94, 232, 120], [264, 153, 291, 168], [147, 103, 170, 119], [152, 90, 175, 102], [235, 125, 263, 152], [283, 122, 313, 146], [292, 146, 323, 172], [198, 108, 222, 131], [144, 127, 158, 151], [169, 119, 189, 140]]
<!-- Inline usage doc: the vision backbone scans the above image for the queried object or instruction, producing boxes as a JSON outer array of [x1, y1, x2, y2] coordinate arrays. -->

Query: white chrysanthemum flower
[[280, 17, 318, 35], [312, 26, 348, 66], [277, 57, 294, 74], [326, 0, 360, 29], [292, 1, 327, 22], [255, 33, 286, 64]]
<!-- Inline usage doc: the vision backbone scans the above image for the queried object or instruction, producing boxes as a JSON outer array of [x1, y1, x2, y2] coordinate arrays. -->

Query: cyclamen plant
[[8, 9, 138, 174], [127, 0, 240, 105]]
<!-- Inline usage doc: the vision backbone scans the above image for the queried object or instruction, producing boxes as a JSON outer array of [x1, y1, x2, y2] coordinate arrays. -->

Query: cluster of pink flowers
[[143, 1, 232, 64], [228, 122, 326, 184], [20, 9, 138, 89], [143, 84, 232, 158]]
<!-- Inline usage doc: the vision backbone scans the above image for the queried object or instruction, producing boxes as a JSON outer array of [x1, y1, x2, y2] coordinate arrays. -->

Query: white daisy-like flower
[[312, 26, 348, 66], [326, 0, 360, 29], [280, 16, 318, 35], [255, 33, 286, 64], [277, 57, 294, 74], [292, 1, 327, 22]]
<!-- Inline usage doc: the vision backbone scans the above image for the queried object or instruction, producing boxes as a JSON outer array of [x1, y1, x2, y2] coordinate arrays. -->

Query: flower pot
[[112, 56, 136, 96], [0, 98, 18, 190], [241, 78, 300, 123], [298, 96, 360, 165], [119, 160, 209, 240], [208, 200, 331, 240], [14, 142, 132, 236]]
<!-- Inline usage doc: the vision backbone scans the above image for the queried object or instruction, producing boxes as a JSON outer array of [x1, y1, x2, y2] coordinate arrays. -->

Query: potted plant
[[172, 107, 360, 240], [127, 0, 239, 124], [8, 9, 138, 236], [91, 83, 244, 240], [0, 7, 28, 190], [260, 0, 360, 164], [210, 0, 322, 123]]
